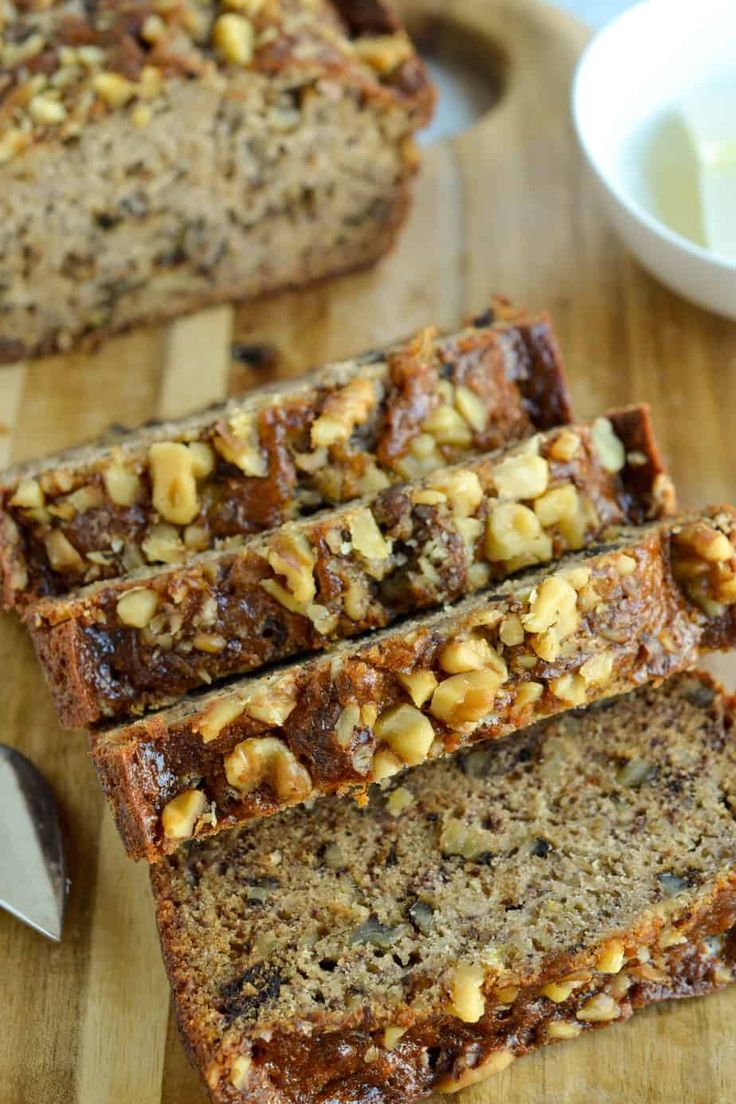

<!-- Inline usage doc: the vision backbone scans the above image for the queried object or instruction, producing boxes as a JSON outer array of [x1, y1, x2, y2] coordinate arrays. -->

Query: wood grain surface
[[1, 2, 735, 1102]]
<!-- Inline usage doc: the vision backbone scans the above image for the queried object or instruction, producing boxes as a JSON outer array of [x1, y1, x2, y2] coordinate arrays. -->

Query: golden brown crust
[[0, 310, 570, 608], [92, 506, 736, 861], [28, 406, 674, 727]]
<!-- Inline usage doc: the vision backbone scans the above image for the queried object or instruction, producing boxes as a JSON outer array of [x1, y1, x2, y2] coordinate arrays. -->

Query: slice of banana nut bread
[[151, 672, 736, 1104], [93, 506, 736, 860], [30, 406, 674, 727], [0, 0, 433, 363], [0, 306, 569, 609]]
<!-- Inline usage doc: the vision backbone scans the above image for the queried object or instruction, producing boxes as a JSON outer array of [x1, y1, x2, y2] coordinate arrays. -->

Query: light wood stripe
[[0, 363, 26, 467], [76, 812, 170, 1104], [158, 306, 234, 418]]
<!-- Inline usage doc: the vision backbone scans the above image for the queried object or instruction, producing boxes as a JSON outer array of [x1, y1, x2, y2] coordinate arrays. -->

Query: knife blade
[[0, 745, 67, 942]]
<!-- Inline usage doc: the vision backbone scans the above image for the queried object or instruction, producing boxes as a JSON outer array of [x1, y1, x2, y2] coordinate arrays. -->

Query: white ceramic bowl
[[572, 0, 736, 320]]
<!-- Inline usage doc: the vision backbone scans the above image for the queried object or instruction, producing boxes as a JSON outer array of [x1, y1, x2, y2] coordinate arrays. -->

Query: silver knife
[[0, 745, 67, 942]]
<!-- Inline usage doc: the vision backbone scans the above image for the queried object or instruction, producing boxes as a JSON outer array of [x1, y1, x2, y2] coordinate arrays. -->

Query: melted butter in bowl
[[572, 0, 736, 319]]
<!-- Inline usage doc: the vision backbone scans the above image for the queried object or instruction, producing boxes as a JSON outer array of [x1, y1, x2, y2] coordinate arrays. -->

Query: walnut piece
[[576, 992, 621, 1022], [149, 442, 199, 526], [214, 413, 267, 476], [349, 509, 392, 561], [423, 404, 472, 448], [591, 417, 626, 473], [437, 1049, 515, 1094], [353, 32, 414, 74], [224, 737, 312, 802], [311, 379, 375, 448], [196, 697, 246, 744], [596, 940, 626, 973], [492, 450, 549, 501], [44, 530, 83, 572], [10, 478, 45, 510], [374, 704, 435, 767], [454, 384, 489, 433], [265, 530, 317, 604], [448, 964, 486, 1023], [485, 503, 552, 565], [116, 587, 159, 629], [427, 469, 483, 517], [439, 636, 500, 675], [548, 428, 581, 463], [161, 789, 207, 840], [103, 461, 140, 507], [397, 670, 438, 708], [430, 667, 506, 727], [212, 13, 254, 65], [242, 683, 297, 726], [547, 1021, 582, 1040]]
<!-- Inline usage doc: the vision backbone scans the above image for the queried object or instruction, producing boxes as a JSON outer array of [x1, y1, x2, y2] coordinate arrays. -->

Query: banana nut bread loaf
[[93, 506, 736, 860], [0, 306, 569, 609], [0, 0, 433, 363], [30, 405, 674, 727], [151, 672, 736, 1103]]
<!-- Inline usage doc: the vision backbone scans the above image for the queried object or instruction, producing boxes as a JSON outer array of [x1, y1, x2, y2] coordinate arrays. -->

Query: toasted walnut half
[[224, 737, 312, 802], [161, 788, 207, 840]]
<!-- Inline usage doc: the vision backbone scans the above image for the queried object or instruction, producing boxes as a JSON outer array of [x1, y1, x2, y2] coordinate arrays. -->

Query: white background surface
[[559, 0, 633, 27]]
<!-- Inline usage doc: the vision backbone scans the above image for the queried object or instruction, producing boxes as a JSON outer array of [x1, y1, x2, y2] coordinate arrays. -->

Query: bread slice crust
[[94, 506, 736, 860], [150, 672, 736, 1103]]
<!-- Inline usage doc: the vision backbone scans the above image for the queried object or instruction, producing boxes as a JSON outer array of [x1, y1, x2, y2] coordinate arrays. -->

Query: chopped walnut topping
[[492, 450, 549, 501], [534, 482, 579, 527], [213, 13, 255, 66], [547, 1021, 582, 1040], [579, 650, 614, 687], [550, 673, 587, 705], [523, 575, 579, 637], [142, 522, 186, 564], [196, 696, 246, 744], [439, 636, 498, 674], [382, 1025, 407, 1050], [541, 979, 578, 1003], [149, 442, 200, 526], [576, 992, 621, 1022], [311, 379, 376, 449], [229, 1055, 253, 1091], [437, 1049, 515, 1093], [44, 530, 83, 572], [348, 509, 391, 561], [548, 428, 581, 463], [103, 461, 140, 507], [242, 682, 297, 726], [448, 963, 485, 1023], [116, 587, 159, 629], [265, 530, 316, 604], [214, 413, 267, 476], [423, 403, 472, 448], [224, 736, 312, 801], [10, 478, 44, 510], [397, 669, 438, 708], [427, 469, 483, 518], [374, 704, 435, 767], [161, 788, 207, 840], [591, 418, 626, 473], [430, 667, 506, 727], [485, 503, 552, 565], [596, 940, 626, 973], [454, 384, 489, 433]]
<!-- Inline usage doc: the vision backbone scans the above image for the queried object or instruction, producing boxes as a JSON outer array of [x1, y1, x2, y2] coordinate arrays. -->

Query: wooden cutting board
[[1, 1, 735, 1102]]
